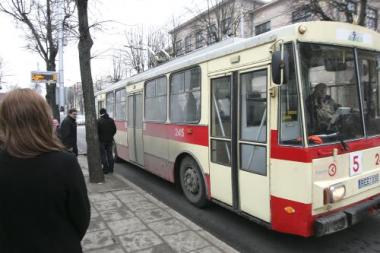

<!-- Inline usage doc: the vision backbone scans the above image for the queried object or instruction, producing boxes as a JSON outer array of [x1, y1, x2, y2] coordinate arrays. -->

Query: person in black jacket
[[60, 108, 78, 156], [0, 89, 90, 253], [97, 108, 117, 174]]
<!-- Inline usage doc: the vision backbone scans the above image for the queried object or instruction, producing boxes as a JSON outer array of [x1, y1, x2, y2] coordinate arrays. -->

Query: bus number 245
[[175, 128, 185, 138]]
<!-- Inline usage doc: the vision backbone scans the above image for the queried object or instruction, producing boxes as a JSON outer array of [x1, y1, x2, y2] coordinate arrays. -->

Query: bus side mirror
[[272, 50, 289, 85]]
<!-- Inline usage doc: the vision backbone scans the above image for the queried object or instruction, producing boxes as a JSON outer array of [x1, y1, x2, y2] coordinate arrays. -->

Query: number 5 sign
[[350, 152, 363, 176]]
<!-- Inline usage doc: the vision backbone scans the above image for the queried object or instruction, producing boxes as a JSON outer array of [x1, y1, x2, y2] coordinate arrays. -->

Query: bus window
[[240, 69, 267, 142], [279, 43, 302, 146], [240, 145, 266, 176], [115, 88, 127, 121], [211, 76, 232, 166], [300, 43, 364, 144], [145, 76, 167, 122], [357, 50, 380, 136], [170, 67, 201, 123], [106, 92, 115, 118]]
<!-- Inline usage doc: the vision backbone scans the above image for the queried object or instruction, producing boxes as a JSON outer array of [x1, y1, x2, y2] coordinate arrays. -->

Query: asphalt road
[[78, 126, 380, 253]]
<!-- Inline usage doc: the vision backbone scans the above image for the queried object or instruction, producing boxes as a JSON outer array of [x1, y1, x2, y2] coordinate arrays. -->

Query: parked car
[[76, 114, 85, 125]]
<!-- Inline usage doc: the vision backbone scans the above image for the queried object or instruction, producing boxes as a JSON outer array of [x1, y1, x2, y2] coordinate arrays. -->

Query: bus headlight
[[324, 184, 346, 204]]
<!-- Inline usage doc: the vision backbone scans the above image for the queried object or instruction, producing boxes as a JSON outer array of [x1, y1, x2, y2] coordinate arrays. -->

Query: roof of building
[[169, 0, 267, 34]]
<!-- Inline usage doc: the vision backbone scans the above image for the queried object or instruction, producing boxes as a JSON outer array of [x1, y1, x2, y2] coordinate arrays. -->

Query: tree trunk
[[46, 57, 60, 121], [45, 83, 60, 121], [76, 0, 104, 183], [357, 0, 368, 26]]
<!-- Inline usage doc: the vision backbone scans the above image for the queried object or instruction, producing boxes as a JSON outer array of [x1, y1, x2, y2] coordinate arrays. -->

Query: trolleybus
[[95, 21, 380, 237]]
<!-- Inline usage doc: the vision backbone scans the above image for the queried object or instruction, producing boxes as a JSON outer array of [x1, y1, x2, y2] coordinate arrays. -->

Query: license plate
[[358, 174, 379, 189]]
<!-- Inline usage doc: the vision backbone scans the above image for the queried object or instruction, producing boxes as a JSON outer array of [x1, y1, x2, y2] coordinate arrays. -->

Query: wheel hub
[[184, 167, 199, 194]]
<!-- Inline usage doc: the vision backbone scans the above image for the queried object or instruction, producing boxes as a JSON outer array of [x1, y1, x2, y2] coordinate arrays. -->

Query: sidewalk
[[77, 156, 238, 253]]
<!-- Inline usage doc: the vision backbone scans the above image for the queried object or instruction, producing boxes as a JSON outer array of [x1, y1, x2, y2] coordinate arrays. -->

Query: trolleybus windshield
[[298, 43, 380, 145]]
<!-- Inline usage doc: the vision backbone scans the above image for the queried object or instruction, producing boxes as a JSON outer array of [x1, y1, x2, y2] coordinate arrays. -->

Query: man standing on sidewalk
[[60, 108, 78, 156], [97, 108, 117, 174]]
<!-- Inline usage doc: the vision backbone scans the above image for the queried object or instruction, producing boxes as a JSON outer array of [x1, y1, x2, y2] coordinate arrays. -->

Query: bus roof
[[96, 21, 380, 96]]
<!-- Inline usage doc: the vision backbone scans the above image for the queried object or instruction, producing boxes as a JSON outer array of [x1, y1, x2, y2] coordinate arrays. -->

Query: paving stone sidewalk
[[77, 156, 238, 253]]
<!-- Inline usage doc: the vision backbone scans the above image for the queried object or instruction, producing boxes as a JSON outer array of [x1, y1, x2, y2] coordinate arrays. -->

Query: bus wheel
[[179, 157, 208, 208], [112, 142, 121, 163]]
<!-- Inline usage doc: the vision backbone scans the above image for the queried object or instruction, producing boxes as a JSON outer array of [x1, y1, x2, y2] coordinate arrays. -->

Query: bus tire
[[112, 142, 122, 163], [179, 156, 208, 208]]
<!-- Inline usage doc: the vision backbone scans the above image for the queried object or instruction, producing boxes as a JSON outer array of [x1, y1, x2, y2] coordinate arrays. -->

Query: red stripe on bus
[[271, 131, 312, 162], [271, 196, 313, 237], [144, 122, 209, 147], [115, 120, 127, 131], [271, 130, 380, 162]]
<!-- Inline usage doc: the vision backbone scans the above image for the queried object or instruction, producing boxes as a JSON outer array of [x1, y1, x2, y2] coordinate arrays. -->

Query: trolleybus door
[[209, 67, 270, 222], [238, 68, 270, 222], [127, 93, 144, 166]]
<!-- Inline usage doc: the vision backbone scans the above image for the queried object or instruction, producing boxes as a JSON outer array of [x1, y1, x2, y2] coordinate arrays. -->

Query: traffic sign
[[31, 71, 57, 83]]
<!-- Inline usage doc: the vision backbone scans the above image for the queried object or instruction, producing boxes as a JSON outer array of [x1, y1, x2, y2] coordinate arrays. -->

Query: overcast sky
[[0, 0, 269, 91]]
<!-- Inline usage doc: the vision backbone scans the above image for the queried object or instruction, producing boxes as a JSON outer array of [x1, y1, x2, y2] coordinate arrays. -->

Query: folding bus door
[[127, 93, 144, 166], [238, 68, 270, 222], [209, 67, 270, 222]]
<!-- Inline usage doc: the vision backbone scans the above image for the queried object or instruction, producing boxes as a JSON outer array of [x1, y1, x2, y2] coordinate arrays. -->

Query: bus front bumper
[[314, 195, 380, 237]]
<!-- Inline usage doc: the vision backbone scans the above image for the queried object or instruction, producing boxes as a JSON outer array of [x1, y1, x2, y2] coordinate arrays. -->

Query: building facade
[[171, 0, 379, 56], [170, 0, 266, 56]]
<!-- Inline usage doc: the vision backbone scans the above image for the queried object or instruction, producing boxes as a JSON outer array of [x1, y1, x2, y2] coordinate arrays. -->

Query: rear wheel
[[179, 157, 208, 208]]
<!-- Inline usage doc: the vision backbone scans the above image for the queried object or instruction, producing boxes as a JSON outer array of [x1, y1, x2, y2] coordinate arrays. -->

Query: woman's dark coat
[[0, 151, 90, 253]]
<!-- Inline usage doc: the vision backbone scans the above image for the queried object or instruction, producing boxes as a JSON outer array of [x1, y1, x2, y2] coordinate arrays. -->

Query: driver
[[307, 83, 340, 133]]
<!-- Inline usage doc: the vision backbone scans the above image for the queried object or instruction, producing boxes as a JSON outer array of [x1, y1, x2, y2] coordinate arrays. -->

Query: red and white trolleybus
[[95, 21, 380, 237]]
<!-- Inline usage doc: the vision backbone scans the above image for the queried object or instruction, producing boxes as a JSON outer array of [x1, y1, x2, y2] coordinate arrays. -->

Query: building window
[[175, 40, 183, 56], [170, 67, 201, 123], [292, 5, 312, 23], [185, 35, 192, 53], [366, 7, 378, 30], [145, 76, 167, 122], [195, 31, 204, 49], [207, 24, 217, 44], [115, 88, 127, 121], [347, 0, 357, 13], [222, 17, 232, 36], [255, 21, 271, 35], [106, 92, 115, 118]]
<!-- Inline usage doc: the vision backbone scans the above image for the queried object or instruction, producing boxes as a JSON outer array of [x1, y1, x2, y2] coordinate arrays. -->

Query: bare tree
[[111, 50, 125, 82], [122, 26, 171, 75], [169, 15, 180, 57], [298, 0, 368, 26], [190, 0, 243, 45], [76, 0, 103, 183], [0, 0, 76, 120], [123, 27, 146, 74], [147, 29, 170, 67]]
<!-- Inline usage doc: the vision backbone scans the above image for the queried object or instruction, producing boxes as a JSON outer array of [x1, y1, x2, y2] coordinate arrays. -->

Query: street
[[78, 127, 380, 253]]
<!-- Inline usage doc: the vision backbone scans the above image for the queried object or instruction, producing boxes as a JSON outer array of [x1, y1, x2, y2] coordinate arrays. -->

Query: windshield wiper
[[338, 133, 350, 151]]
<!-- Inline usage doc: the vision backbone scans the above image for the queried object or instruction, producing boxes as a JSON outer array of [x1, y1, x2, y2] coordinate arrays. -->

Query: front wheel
[[179, 157, 208, 208]]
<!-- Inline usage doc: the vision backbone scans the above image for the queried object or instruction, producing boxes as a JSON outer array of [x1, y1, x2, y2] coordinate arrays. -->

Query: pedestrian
[[97, 108, 117, 174], [52, 118, 60, 136], [60, 108, 78, 156], [0, 89, 90, 253]]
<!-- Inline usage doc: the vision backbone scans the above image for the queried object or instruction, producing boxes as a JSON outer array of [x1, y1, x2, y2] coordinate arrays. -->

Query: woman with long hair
[[0, 89, 90, 253]]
